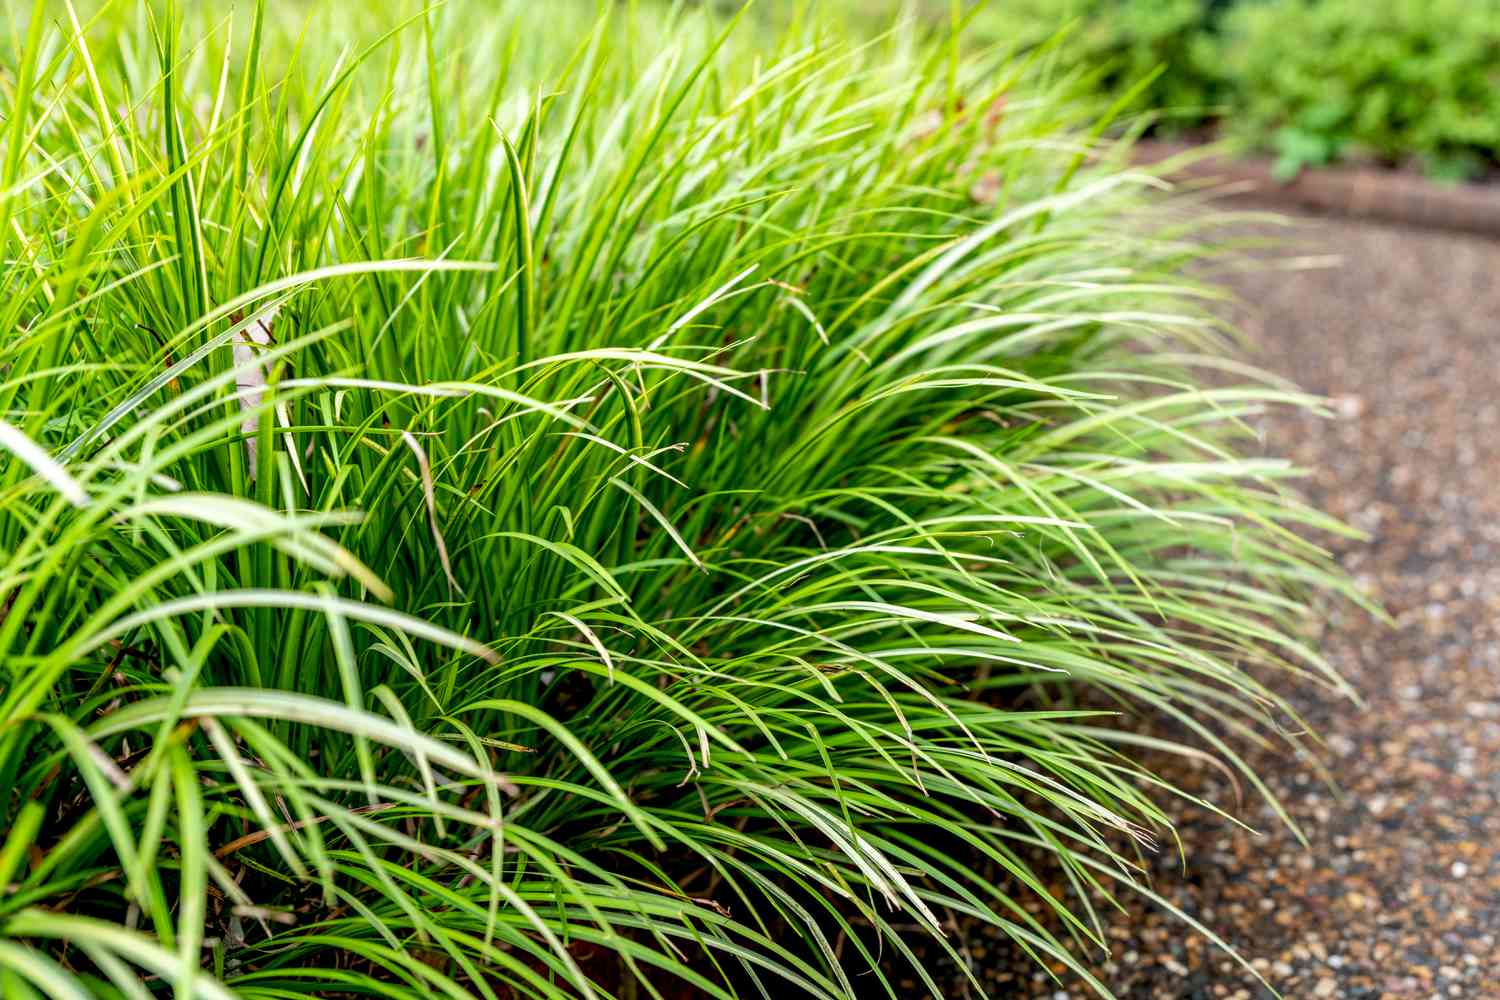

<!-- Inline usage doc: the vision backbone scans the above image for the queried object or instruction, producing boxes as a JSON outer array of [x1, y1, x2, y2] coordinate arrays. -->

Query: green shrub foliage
[[1219, 0, 1500, 179], [969, 0, 1222, 126], [920, 0, 1500, 179]]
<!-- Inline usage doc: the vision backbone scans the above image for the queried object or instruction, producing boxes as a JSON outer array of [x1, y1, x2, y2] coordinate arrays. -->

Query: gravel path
[[939, 216, 1500, 999]]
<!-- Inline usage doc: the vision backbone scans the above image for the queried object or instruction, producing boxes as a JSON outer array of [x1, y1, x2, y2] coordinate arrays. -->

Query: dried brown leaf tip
[[230, 304, 278, 478], [970, 169, 1002, 206], [907, 97, 1008, 204], [910, 96, 1008, 143]]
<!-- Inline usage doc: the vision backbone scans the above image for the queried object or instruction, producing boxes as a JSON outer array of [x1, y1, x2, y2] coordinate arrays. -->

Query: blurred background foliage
[[774, 0, 1500, 180], [23, 0, 1500, 179]]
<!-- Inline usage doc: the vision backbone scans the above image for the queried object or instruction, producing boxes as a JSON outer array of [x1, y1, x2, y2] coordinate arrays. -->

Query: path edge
[[1134, 140, 1500, 238]]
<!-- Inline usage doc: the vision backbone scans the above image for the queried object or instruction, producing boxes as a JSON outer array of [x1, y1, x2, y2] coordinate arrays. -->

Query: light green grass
[[0, 2, 1360, 997]]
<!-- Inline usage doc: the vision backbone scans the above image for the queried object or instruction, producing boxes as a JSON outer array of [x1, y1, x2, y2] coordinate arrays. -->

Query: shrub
[[970, 0, 1223, 124], [845, 1, 1500, 180], [833, 0, 1224, 126], [1218, 0, 1500, 179], [0, 2, 1353, 997]]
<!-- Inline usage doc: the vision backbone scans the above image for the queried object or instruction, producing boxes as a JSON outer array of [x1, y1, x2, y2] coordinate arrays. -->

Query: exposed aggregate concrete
[[924, 216, 1500, 999]]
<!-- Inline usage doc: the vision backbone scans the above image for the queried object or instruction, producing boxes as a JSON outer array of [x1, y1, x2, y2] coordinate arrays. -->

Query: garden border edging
[[1134, 140, 1500, 238]]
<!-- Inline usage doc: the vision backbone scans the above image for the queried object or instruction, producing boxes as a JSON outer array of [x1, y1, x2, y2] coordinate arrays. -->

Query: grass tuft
[[0, 2, 1358, 997]]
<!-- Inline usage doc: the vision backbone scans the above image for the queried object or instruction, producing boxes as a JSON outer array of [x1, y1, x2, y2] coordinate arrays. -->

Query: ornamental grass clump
[[0, 2, 1358, 997]]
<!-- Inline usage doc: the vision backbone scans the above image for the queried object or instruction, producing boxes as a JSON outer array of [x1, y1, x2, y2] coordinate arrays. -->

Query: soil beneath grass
[[923, 216, 1500, 999]]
